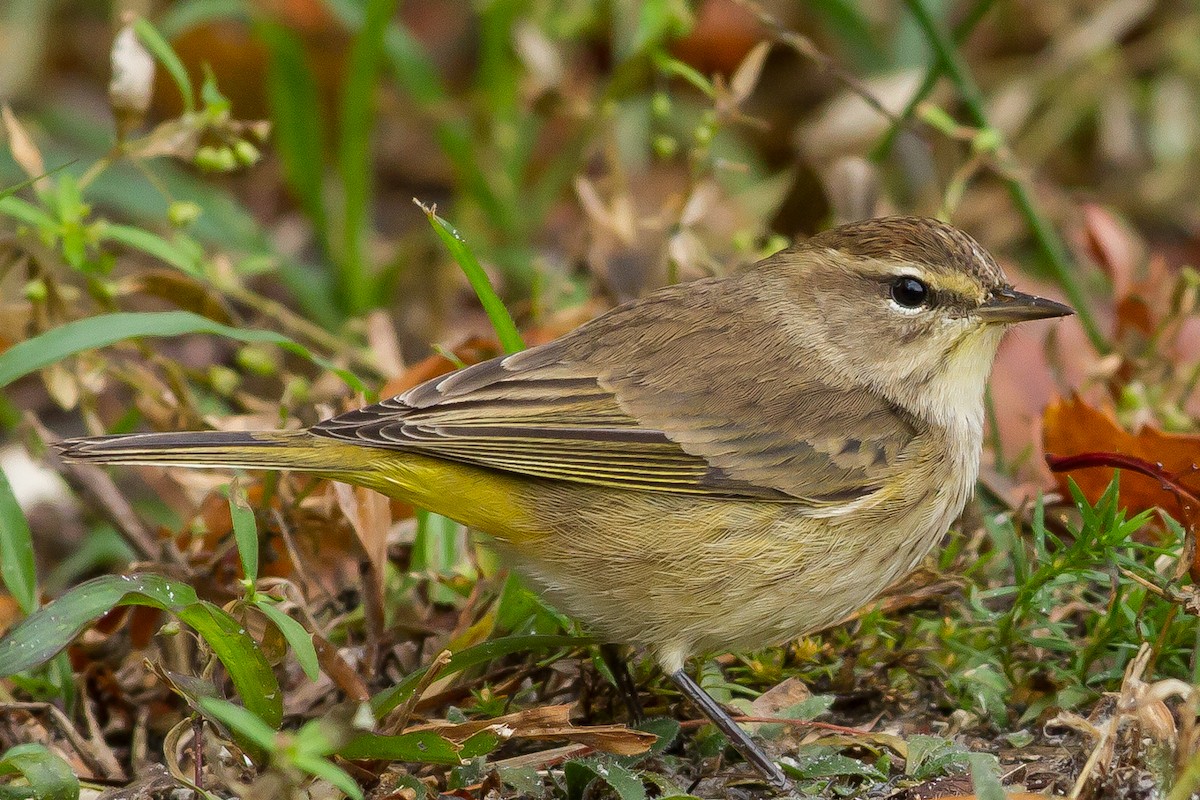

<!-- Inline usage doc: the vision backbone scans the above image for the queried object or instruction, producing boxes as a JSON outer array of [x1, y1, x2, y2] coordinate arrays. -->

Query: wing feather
[[312, 273, 924, 502]]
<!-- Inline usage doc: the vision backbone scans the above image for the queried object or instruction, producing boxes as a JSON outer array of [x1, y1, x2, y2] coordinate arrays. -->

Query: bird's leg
[[668, 669, 792, 792], [600, 643, 644, 723]]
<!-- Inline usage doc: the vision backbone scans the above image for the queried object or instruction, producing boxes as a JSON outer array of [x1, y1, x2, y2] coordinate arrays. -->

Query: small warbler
[[60, 216, 1072, 790]]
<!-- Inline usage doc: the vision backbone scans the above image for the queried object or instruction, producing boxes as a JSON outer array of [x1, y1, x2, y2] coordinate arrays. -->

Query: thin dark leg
[[600, 644, 644, 723], [668, 669, 791, 792]]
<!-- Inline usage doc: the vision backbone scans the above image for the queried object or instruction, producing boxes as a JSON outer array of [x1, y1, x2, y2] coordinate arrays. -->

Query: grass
[[2, 2, 1199, 799]]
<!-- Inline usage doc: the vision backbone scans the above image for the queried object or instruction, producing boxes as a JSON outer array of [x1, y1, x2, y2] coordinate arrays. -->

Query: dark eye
[[890, 277, 929, 309]]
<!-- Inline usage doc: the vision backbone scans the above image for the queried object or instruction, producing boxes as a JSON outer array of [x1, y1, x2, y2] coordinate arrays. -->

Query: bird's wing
[[312, 277, 921, 503]]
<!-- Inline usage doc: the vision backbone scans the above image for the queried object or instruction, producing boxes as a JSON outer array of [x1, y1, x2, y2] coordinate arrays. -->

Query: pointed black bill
[[976, 287, 1074, 323]]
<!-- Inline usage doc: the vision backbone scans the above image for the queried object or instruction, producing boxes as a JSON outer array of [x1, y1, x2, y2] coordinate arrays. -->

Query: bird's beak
[[976, 287, 1074, 323]]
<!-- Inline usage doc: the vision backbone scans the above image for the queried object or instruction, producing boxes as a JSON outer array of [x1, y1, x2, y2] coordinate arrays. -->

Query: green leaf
[[564, 758, 646, 800], [420, 206, 524, 354], [197, 697, 277, 751], [337, 729, 463, 764], [291, 752, 363, 800], [0, 574, 282, 727], [0, 311, 365, 395], [371, 634, 591, 716], [157, 0, 249, 38], [227, 482, 258, 586], [784, 745, 884, 781], [134, 17, 195, 112], [254, 600, 320, 681], [0, 743, 79, 800], [969, 753, 1006, 800], [0, 196, 56, 230], [100, 222, 203, 276], [0, 468, 37, 614]]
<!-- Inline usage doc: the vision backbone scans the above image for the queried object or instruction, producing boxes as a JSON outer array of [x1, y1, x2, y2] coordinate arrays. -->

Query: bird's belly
[[488, 474, 969, 673]]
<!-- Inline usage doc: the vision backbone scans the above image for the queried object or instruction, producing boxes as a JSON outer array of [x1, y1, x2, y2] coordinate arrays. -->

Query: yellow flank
[[344, 447, 541, 541]]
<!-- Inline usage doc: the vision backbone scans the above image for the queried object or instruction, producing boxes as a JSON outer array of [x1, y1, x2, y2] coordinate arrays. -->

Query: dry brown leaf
[[1080, 204, 1142, 301], [2, 105, 48, 192], [331, 482, 391, 596], [410, 703, 656, 756], [1042, 395, 1200, 518]]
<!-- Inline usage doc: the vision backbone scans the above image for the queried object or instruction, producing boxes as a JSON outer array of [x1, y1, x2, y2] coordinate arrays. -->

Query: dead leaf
[[1080, 204, 1142, 301], [109, 23, 155, 139], [410, 704, 656, 756], [729, 41, 771, 106], [331, 482, 391, 596], [1043, 396, 1200, 518], [2, 105, 48, 192]]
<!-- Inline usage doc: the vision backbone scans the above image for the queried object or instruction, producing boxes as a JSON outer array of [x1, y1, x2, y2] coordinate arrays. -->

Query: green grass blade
[[0, 310, 365, 395], [158, 0, 249, 39], [336, 0, 398, 315], [258, 21, 329, 244], [370, 633, 591, 716], [419, 205, 524, 354], [197, 697, 277, 750], [228, 482, 258, 586], [337, 729, 463, 764], [100, 222, 203, 276], [134, 17, 196, 112], [254, 600, 320, 681], [0, 467, 37, 615]]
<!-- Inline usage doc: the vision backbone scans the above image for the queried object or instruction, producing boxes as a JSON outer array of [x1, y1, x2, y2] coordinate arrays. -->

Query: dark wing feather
[[313, 274, 923, 502]]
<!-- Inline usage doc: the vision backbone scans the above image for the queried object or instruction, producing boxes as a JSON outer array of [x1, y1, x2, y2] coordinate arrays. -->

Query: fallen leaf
[[1042, 395, 1200, 516], [2, 106, 48, 192], [410, 704, 656, 756]]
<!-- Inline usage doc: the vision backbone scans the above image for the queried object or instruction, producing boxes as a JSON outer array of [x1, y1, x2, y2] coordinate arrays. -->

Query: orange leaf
[[1042, 395, 1200, 520]]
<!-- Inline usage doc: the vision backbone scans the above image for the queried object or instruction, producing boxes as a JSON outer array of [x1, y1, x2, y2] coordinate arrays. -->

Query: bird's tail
[[56, 430, 360, 473]]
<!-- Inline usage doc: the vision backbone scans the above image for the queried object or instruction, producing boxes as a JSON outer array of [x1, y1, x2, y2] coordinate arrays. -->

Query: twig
[[0, 702, 124, 780], [28, 414, 190, 570], [902, 0, 1108, 353], [734, 0, 897, 125]]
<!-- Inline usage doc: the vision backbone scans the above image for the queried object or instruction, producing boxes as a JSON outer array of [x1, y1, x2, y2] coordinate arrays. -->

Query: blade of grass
[[418, 203, 524, 353], [337, 0, 399, 315], [323, 0, 518, 238], [870, 0, 998, 161], [228, 481, 258, 586], [134, 17, 196, 113], [158, 0, 249, 39], [0, 467, 37, 614], [371, 633, 592, 716], [0, 310, 366, 395], [901, 0, 1107, 353], [258, 21, 329, 248]]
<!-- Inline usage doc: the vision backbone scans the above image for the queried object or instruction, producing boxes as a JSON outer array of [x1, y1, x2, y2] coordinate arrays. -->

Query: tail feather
[[56, 430, 349, 472]]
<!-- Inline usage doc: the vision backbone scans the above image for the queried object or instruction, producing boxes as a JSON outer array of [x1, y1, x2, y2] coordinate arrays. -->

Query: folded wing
[[313, 277, 922, 503]]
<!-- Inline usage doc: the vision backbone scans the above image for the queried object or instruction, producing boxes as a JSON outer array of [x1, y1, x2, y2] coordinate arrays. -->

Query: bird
[[58, 216, 1073, 790]]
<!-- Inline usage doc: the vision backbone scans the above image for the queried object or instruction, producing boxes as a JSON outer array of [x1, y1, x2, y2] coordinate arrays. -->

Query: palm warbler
[[60, 216, 1072, 789]]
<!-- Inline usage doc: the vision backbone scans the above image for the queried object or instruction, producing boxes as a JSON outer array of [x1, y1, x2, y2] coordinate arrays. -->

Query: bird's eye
[[890, 277, 929, 309]]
